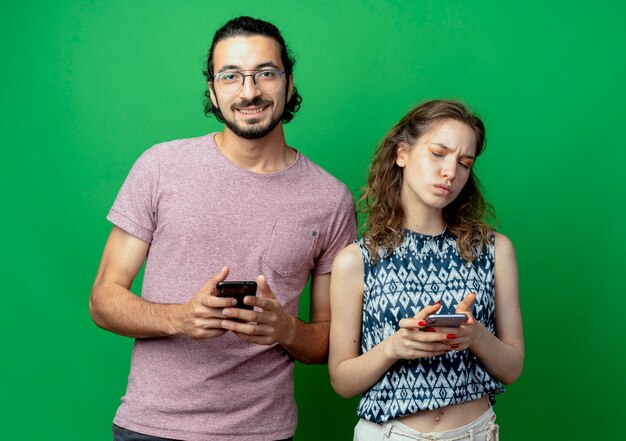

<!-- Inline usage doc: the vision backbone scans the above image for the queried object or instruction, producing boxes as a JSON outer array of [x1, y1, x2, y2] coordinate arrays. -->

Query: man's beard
[[221, 97, 283, 140]]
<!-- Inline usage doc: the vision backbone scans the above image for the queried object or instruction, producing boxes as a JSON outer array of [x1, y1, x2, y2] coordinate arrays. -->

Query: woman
[[329, 100, 523, 440]]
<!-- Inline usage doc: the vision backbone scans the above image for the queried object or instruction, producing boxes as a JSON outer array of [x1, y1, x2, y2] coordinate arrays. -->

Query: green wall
[[2, 1, 624, 439]]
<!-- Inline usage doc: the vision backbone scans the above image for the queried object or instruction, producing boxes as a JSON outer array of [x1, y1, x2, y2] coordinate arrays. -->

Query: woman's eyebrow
[[431, 143, 475, 159]]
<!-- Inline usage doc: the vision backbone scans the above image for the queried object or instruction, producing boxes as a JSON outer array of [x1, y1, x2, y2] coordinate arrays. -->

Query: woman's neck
[[403, 204, 446, 236]]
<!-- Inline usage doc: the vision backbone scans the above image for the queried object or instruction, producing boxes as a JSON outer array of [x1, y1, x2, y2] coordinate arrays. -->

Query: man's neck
[[215, 125, 296, 174]]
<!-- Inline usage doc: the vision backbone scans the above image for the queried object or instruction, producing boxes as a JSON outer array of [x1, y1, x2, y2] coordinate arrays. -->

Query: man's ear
[[208, 82, 219, 108], [396, 142, 410, 167], [287, 75, 294, 102]]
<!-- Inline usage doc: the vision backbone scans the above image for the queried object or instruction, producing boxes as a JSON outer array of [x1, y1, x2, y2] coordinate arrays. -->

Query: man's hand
[[220, 275, 294, 346], [173, 266, 236, 340]]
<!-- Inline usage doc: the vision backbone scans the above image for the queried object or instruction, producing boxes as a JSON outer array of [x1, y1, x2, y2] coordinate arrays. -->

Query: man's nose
[[239, 75, 262, 99]]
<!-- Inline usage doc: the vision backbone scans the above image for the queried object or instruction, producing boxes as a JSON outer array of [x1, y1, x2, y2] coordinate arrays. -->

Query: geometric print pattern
[[357, 229, 504, 423]]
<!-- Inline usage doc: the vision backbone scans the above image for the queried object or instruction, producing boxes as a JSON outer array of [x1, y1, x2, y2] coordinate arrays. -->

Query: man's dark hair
[[203, 16, 302, 123]]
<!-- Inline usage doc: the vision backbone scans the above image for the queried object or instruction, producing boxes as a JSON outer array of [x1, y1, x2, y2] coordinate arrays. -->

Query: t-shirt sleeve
[[313, 186, 358, 275], [106, 146, 160, 243]]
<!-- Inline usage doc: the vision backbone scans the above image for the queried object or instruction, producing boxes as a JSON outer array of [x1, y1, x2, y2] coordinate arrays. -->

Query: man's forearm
[[89, 281, 179, 338], [279, 314, 330, 364]]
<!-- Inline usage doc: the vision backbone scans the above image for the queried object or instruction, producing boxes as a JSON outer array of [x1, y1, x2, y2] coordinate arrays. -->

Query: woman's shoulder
[[331, 243, 366, 289], [333, 243, 364, 271], [492, 232, 517, 268], [494, 232, 515, 254]]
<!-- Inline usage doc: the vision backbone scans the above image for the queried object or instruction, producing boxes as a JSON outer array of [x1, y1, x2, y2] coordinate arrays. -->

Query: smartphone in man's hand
[[216, 281, 257, 310]]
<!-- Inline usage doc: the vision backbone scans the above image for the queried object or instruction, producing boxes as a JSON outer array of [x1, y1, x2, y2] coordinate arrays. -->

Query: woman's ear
[[396, 142, 410, 167]]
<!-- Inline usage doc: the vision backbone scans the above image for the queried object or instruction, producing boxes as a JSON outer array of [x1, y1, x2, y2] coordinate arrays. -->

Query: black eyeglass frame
[[211, 69, 285, 87]]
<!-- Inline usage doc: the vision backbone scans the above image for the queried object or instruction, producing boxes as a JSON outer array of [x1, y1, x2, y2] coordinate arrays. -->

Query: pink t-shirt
[[107, 133, 357, 440]]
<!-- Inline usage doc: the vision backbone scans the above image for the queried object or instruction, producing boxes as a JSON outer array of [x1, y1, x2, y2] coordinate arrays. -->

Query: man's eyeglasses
[[212, 69, 285, 94]]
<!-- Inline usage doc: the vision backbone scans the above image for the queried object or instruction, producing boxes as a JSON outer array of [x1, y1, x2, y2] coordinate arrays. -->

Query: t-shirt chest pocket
[[263, 219, 320, 276]]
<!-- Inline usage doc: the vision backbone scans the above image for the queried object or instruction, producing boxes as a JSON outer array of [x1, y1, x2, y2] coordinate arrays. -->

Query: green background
[[2, 1, 624, 439]]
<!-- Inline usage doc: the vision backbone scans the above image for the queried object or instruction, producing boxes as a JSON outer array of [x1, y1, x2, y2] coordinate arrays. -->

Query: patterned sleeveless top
[[357, 229, 504, 424]]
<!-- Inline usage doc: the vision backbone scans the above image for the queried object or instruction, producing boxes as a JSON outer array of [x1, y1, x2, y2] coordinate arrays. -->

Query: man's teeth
[[239, 107, 265, 114]]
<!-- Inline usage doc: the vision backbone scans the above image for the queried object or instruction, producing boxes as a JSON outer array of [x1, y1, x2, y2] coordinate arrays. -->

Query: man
[[90, 16, 356, 441]]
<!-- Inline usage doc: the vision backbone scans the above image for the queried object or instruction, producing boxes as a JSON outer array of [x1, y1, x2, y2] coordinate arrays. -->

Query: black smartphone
[[423, 313, 467, 328], [216, 281, 257, 310]]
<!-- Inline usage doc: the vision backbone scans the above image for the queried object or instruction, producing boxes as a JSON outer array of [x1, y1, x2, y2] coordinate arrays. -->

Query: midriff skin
[[398, 396, 489, 432]]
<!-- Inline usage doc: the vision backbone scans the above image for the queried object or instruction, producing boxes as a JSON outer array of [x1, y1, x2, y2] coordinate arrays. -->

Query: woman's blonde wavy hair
[[360, 99, 495, 264]]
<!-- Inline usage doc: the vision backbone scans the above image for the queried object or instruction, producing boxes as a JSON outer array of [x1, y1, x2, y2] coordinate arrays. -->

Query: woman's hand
[[450, 292, 486, 351], [383, 302, 452, 360]]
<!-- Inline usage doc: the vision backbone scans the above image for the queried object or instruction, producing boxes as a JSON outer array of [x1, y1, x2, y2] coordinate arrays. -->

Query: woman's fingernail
[[418, 320, 426, 327], [435, 300, 441, 304], [447, 334, 457, 339], [424, 328, 435, 332], [451, 344, 460, 349]]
